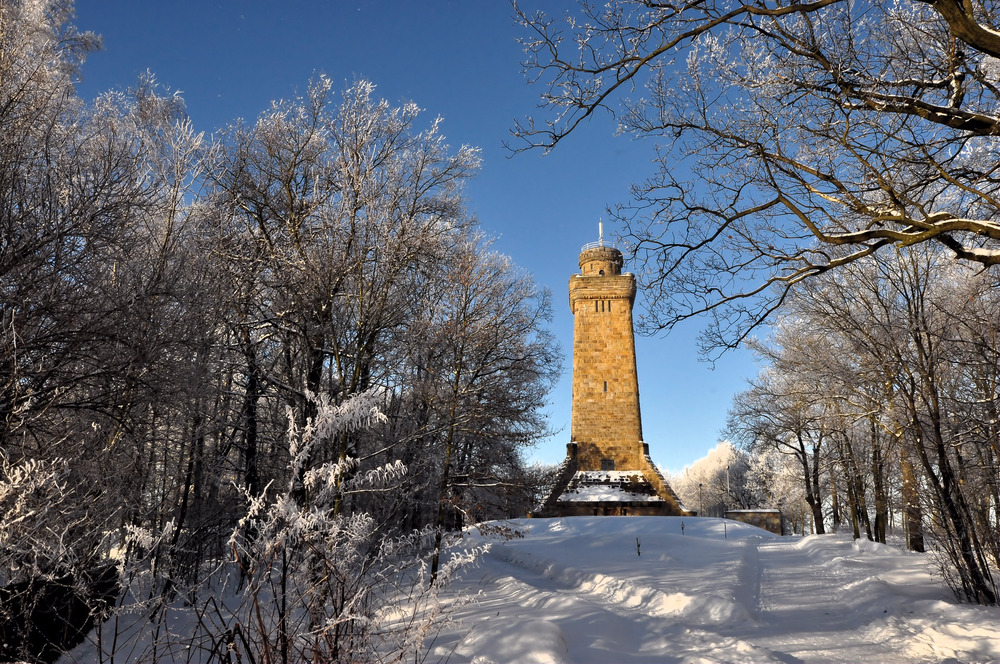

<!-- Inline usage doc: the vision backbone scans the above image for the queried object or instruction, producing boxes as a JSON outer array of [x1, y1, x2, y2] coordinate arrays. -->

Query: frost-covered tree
[[731, 246, 999, 604], [745, 447, 813, 534], [80, 391, 476, 664], [0, 0, 111, 444], [671, 441, 752, 516], [727, 360, 832, 534], [795, 249, 998, 604], [1, 2, 563, 657], [513, 0, 1000, 348], [1, 1, 224, 638], [398, 235, 559, 581], [206, 77, 483, 510]]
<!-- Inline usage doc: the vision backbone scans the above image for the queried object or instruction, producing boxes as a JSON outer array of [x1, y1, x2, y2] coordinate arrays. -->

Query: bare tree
[[734, 247, 998, 603], [207, 78, 481, 509], [1, 0, 117, 446], [513, 0, 1000, 347], [0, 5, 240, 658], [727, 350, 831, 534], [782, 252, 928, 547], [885, 253, 997, 604], [403, 235, 560, 583], [2, 3, 564, 658]]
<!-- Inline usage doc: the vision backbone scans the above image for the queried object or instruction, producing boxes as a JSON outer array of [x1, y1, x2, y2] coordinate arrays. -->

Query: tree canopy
[[514, 0, 1000, 348]]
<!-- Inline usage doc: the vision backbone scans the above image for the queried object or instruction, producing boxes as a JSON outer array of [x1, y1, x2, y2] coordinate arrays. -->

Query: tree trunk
[[900, 444, 924, 552], [810, 441, 825, 535], [909, 388, 997, 604], [871, 426, 887, 544], [829, 462, 842, 530], [240, 339, 261, 498]]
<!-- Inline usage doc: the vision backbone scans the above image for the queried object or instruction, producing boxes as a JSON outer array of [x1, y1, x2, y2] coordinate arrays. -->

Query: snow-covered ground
[[431, 517, 998, 664]]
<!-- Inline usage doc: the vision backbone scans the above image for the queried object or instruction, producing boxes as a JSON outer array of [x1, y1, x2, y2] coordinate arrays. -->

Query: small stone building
[[535, 236, 690, 517], [725, 509, 784, 535]]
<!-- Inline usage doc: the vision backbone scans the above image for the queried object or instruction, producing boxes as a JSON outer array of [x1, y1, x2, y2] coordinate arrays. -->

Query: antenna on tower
[[599, 219, 604, 245]]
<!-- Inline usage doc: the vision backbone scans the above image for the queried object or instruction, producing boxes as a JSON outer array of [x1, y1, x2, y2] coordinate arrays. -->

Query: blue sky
[[72, 1, 759, 472]]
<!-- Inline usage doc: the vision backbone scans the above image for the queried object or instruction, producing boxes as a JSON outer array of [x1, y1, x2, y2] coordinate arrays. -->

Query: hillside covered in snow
[[431, 517, 998, 664]]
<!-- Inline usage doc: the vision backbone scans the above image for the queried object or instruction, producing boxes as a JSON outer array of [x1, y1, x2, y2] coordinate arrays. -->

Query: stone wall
[[547, 501, 681, 517], [532, 443, 693, 517], [639, 447, 691, 515], [725, 510, 784, 535]]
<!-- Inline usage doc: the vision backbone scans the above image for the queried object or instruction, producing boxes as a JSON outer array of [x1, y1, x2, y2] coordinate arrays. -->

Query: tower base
[[533, 443, 693, 517]]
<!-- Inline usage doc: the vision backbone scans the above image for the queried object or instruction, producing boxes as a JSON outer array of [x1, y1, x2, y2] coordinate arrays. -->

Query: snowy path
[[741, 536, 998, 662], [431, 517, 998, 664], [445, 540, 771, 663]]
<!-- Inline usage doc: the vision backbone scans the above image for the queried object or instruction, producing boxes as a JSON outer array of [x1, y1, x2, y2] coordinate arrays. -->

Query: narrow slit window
[[603, 381, 608, 392]]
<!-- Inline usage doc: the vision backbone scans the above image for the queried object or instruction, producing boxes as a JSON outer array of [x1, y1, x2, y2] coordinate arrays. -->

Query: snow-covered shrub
[[221, 389, 478, 662], [76, 388, 480, 663], [0, 455, 73, 581], [0, 454, 122, 663]]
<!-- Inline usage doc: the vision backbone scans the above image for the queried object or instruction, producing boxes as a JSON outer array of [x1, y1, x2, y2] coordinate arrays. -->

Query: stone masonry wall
[[569, 271, 644, 471]]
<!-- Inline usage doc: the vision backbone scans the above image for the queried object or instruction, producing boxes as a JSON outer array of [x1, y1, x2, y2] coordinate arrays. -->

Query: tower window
[[599, 269, 605, 276], [595, 301, 598, 312], [608, 300, 612, 312], [603, 381, 607, 392]]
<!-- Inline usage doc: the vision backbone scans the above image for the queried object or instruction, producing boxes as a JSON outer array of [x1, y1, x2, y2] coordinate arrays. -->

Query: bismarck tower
[[536, 230, 690, 517], [570, 241, 643, 470]]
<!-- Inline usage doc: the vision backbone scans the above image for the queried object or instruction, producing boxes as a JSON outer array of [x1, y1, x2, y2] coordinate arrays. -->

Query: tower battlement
[[578, 244, 624, 277]]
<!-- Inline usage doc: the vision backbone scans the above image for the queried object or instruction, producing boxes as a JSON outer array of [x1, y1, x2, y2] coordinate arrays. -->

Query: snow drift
[[432, 517, 998, 664]]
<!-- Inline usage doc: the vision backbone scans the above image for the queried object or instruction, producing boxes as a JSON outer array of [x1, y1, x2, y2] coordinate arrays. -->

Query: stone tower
[[570, 242, 643, 470], [535, 233, 690, 517]]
